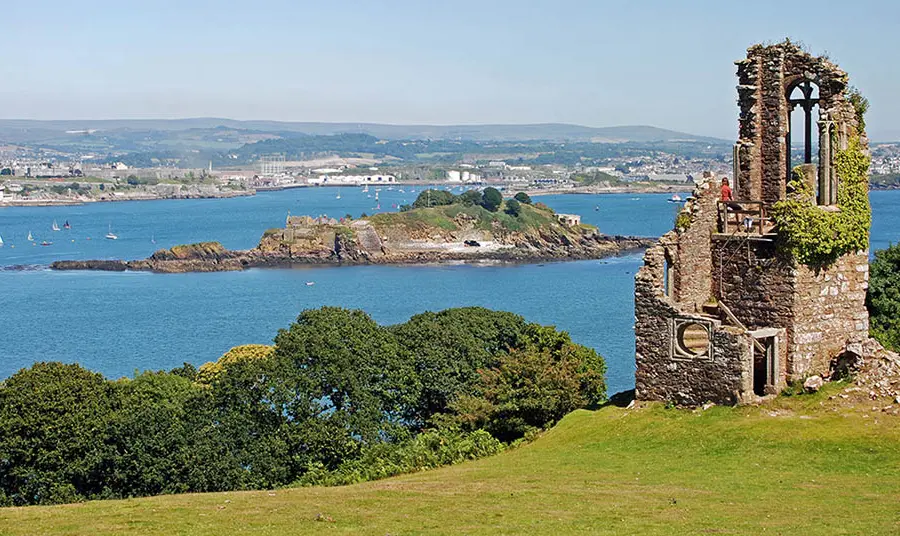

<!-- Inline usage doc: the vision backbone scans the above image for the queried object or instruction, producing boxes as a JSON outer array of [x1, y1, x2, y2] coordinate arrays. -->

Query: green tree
[[390, 307, 528, 426], [867, 244, 900, 350], [457, 189, 483, 206], [481, 187, 502, 212], [449, 324, 606, 442], [513, 192, 532, 205], [0, 363, 119, 506], [505, 198, 522, 216], [273, 307, 413, 440]]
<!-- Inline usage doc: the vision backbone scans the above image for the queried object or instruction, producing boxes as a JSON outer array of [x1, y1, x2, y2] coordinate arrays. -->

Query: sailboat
[[0, 234, 4, 247], [105, 224, 118, 240], [52, 220, 60, 231], [362, 185, 369, 193], [151, 234, 156, 244], [27, 231, 34, 241], [63, 220, 71, 229], [336, 188, 342, 200]]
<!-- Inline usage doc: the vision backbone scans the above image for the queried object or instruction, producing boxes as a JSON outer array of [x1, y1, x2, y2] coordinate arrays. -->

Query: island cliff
[[51, 195, 652, 273]]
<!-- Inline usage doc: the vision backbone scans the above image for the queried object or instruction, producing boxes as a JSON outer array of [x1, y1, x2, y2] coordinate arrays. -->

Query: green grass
[[2, 386, 898, 535], [369, 203, 563, 234]]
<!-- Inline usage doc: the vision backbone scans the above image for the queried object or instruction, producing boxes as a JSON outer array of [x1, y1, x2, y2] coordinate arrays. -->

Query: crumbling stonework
[[635, 41, 871, 405]]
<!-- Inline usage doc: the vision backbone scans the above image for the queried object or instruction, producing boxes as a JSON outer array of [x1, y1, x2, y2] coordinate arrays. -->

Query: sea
[[1, 187, 898, 394]]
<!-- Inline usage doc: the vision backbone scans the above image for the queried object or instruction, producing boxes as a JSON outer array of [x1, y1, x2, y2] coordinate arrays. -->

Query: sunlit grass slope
[[2, 385, 898, 535]]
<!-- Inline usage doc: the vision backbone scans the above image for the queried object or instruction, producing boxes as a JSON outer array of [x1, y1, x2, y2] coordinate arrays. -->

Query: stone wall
[[672, 180, 718, 312], [635, 244, 754, 405], [790, 251, 870, 377], [711, 238, 869, 380]]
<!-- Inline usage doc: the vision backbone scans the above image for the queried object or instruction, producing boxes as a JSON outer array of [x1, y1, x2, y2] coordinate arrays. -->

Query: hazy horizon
[[4, 0, 900, 140]]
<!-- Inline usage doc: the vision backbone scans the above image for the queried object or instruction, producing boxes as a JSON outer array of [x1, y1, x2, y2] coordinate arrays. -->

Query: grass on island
[[1, 383, 898, 535], [369, 202, 573, 234]]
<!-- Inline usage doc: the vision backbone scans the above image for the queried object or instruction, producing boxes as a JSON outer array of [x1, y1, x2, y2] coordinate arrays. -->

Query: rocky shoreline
[[50, 235, 653, 274]]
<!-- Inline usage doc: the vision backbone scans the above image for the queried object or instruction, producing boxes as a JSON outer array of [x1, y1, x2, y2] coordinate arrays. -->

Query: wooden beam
[[718, 301, 767, 354]]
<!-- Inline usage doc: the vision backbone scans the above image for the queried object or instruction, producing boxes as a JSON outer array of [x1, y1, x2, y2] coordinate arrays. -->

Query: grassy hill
[[1, 383, 897, 535]]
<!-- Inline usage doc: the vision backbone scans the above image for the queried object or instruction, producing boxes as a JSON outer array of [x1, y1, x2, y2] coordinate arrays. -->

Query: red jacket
[[721, 183, 733, 201]]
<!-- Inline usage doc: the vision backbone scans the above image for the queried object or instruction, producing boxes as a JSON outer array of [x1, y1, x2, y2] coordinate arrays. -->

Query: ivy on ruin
[[771, 136, 870, 267]]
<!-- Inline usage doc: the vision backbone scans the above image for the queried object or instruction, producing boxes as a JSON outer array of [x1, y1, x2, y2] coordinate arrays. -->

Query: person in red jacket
[[720, 177, 733, 202]]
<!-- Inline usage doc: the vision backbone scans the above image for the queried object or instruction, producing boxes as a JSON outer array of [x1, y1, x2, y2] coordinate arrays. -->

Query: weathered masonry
[[635, 41, 871, 405]]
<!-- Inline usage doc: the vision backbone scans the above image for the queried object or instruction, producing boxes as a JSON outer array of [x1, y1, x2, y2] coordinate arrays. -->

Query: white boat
[[52, 220, 60, 231], [0, 234, 4, 247], [362, 185, 369, 193], [105, 224, 118, 240], [27, 231, 33, 241], [305, 281, 315, 286], [336, 189, 342, 200], [668, 194, 683, 203]]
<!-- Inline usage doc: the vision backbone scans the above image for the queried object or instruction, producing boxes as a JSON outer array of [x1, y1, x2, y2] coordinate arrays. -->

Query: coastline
[[0, 188, 254, 208], [49, 236, 653, 274]]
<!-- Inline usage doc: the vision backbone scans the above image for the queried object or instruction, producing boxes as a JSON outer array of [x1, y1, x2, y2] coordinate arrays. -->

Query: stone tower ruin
[[634, 41, 871, 405]]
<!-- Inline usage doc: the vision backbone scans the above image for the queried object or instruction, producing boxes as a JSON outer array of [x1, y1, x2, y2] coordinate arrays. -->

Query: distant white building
[[447, 170, 462, 182], [646, 173, 692, 183], [307, 174, 396, 185]]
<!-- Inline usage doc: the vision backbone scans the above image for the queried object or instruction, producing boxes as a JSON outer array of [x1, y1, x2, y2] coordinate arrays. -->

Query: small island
[[51, 189, 652, 273]]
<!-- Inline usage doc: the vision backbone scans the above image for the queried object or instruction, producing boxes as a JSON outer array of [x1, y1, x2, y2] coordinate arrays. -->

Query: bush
[[514, 192, 532, 204], [412, 189, 456, 209], [505, 198, 522, 216], [867, 244, 900, 351], [481, 187, 503, 212]]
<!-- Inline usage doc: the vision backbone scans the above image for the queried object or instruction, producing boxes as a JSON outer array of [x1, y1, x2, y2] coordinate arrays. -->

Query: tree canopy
[[0, 307, 606, 506]]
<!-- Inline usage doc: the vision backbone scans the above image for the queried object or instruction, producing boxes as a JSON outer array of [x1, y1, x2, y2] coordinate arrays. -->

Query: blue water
[[2, 188, 898, 394]]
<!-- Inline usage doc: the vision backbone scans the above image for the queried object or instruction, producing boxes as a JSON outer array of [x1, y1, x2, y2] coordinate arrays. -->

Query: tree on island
[[505, 198, 522, 216], [514, 192, 532, 205], [480, 187, 503, 212], [412, 189, 455, 209]]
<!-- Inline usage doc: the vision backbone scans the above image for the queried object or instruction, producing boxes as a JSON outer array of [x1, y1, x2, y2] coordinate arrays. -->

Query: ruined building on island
[[635, 41, 873, 405]]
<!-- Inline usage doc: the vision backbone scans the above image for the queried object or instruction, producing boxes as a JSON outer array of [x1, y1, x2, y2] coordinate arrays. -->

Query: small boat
[[668, 194, 683, 203], [594, 205, 599, 211], [52, 220, 60, 231], [336, 188, 342, 200], [362, 185, 369, 193], [151, 234, 156, 244], [0, 234, 4, 247], [63, 220, 71, 229], [105, 224, 118, 240], [305, 281, 315, 286], [40, 241, 52, 246], [27, 231, 34, 241]]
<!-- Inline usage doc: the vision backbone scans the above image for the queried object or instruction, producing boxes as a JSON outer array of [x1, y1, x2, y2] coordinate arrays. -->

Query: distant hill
[[0, 119, 728, 144]]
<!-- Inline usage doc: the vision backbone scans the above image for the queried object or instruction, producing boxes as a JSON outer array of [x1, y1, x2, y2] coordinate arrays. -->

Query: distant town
[[1, 121, 898, 206]]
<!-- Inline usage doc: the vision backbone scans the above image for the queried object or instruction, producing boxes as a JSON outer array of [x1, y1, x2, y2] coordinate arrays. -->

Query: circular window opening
[[677, 322, 710, 357]]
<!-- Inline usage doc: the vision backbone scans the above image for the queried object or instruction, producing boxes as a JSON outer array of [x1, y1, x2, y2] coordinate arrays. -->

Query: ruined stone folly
[[635, 41, 872, 405]]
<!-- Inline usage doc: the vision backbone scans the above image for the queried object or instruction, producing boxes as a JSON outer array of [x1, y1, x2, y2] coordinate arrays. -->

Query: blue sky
[[2, 0, 898, 139]]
